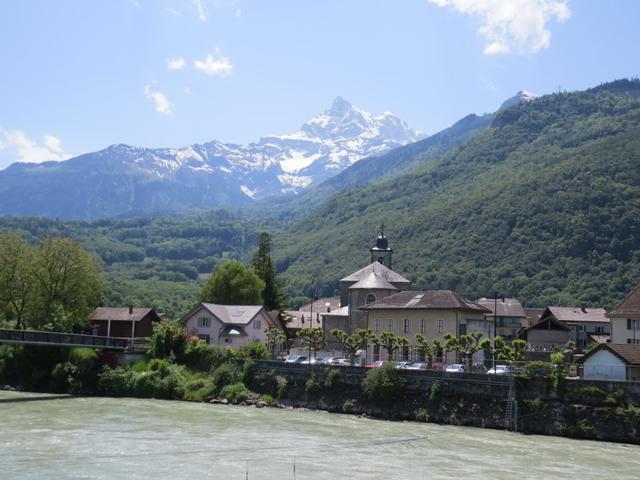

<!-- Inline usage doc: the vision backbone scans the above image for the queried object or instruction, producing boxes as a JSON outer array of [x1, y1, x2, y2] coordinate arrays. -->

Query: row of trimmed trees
[[0, 233, 103, 332], [262, 325, 526, 369]]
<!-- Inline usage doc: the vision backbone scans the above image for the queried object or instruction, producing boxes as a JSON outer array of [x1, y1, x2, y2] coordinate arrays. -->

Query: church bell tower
[[370, 223, 393, 268]]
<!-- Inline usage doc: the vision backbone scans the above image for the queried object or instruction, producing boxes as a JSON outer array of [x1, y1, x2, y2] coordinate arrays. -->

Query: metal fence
[[0, 328, 129, 350]]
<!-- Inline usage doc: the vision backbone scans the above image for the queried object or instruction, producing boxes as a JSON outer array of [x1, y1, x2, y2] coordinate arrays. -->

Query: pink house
[[181, 303, 274, 348]]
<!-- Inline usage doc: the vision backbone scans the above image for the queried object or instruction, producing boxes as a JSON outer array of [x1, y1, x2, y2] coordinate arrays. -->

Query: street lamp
[[493, 291, 505, 373]]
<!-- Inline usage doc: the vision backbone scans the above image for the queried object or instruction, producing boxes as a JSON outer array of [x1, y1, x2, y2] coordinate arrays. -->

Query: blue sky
[[0, 0, 639, 168]]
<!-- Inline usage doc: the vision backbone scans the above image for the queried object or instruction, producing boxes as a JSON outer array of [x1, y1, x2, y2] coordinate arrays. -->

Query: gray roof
[[545, 306, 609, 324], [477, 298, 526, 318], [348, 272, 398, 291], [89, 307, 159, 323], [362, 290, 491, 313], [199, 303, 264, 325], [340, 262, 410, 284]]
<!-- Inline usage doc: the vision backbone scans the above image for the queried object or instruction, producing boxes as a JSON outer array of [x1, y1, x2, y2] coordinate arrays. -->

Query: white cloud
[[428, 0, 570, 55], [181, 86, 192, 95], [144, 85, 173, 116], [194, 49, 233, 77], [235, 8, 242, 18], [0, 129, 71, 165], [193, 0, 207, 21], [165, 7, 181, 15], [167, 57, 186, 70]]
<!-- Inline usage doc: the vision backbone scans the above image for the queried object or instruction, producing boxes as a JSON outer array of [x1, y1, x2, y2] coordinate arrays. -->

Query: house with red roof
[[607, 283, 640, 345]]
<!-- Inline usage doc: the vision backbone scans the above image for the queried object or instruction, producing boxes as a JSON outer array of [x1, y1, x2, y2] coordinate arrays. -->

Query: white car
[[284, 355, 308, 363], [445, 364, 465, 373], [487, 365, 510, 375]]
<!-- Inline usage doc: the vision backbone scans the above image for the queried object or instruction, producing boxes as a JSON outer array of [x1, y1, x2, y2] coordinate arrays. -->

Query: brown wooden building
[[88, 307, 161, 338]]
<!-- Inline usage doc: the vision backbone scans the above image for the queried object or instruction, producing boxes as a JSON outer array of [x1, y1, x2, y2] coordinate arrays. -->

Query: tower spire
[[370, 222, 392, 268]]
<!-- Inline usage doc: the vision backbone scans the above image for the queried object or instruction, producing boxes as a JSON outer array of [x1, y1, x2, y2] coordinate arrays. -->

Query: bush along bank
[[2, 334, 639, 444]]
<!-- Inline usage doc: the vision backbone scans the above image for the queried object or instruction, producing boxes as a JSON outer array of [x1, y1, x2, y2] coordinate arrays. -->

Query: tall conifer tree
[[252, 233, 284, 310]]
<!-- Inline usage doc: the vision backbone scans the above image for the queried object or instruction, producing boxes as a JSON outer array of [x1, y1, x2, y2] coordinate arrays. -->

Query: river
[[1, 391, 638, 479]]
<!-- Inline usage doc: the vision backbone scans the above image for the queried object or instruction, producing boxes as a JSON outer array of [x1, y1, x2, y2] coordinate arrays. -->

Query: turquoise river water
[[1, 391, 639, 479]]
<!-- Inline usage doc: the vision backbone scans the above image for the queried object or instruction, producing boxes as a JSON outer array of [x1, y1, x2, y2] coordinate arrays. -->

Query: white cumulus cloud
[[428, 0, 570, 55], [144, 85, 174, 116], [194, 49, 233, 77], [167, 57, 186, 70], [0, 129, 71, 166]]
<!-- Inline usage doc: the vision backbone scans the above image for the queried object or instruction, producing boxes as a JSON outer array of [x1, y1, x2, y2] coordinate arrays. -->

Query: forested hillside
[[0, 212, 265, 318], [275, 79, 640, 309]]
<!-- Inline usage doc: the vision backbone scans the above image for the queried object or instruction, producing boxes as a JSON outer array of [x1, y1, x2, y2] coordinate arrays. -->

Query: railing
[[0, 328, 129, 350]]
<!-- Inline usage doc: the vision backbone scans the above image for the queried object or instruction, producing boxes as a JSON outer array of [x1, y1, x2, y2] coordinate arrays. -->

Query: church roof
[[340, 261, 410, 284], [362, 290, 491, 313], [348, 272, 398, 291], [608, 284, 640, 317]]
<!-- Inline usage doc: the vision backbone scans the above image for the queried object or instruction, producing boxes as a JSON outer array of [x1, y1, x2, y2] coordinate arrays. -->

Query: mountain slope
[[0, 98, 420, 219], [275, 79, 640, 308]]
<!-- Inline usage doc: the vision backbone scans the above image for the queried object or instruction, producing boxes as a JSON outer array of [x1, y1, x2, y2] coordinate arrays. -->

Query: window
[[197, 334, 210, 344], [375, 319, 381, 333], [403, 319, 409, 334], [437, 319, 443, 334], [197, 317, 211, 328], [388, 319, 393, 332], [420, 319, 425, 334], [459, 324, 467, 336], [595, 326, 605, 334], [366, 294, 376, 304], [253, 318, 262, 330], [402, 345, 409, 361], [577, 325, 585, 333]]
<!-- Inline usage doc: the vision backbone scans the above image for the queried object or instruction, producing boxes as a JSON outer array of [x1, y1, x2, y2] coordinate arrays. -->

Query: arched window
[[366, 294, 376, 304]]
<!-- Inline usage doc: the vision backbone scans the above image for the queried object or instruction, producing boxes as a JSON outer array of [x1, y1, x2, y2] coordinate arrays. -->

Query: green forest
[[1, 79, 640, 318]]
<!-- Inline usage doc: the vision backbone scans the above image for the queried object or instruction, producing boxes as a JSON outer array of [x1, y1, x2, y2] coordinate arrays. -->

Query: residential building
[[476, 297, 527, 340], [518, 316, 571, 352], [181, 303, 274, 348], [88, 307, 161, 339], [524, 308, 545, 327], [537, 306, 610, 350], [577, 343, 640, 382], [362, 290, 492, 364], [607, 283, 640, 345]]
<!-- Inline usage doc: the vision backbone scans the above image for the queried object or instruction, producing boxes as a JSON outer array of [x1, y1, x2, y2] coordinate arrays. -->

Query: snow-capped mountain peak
[[499, 90, 539, 110]]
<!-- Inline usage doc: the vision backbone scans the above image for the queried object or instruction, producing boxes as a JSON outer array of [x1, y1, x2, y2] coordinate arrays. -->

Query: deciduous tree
[[199, 260, 265, 305]]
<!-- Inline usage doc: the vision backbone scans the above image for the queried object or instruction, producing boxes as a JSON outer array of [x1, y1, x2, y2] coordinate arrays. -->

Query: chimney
[[326, 302, 331, 313], [129, 305, 133, 315], [580, 303, 587, 313]]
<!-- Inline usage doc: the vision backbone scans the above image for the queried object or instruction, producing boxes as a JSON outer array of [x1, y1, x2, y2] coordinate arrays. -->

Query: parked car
[[322, 357, 340, 365], [284, 355, 308, 363], [395, 361, 413, 369], [406, 362, 427, 370], [445, 363, 465, 373], [309, 357, 326, 365], [487, 365, 511, 375], [431, 361, 446, 371], [366, 360, 388, 368]]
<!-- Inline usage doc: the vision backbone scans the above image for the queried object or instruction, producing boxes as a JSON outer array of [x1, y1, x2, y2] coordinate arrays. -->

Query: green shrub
[[362, 363, 406, 406], [260, 394, 275, 405], [98, 366, 136, 396], [242, 359, 258, 386], [524, 398, 543, 411], [604, 389, 627, 407], [220, 382, 257, 403], [239, 341, 269, 359], [183, 375, 215, 402], [305, 376, 320, 395], [132, 364, 185, 399], [342, 399, 355, 413], [50, 362, 74, 393], [415, 408, 430, 422], [429, 381, 442, 401], [147, 320, 186, 361], [183, 337, 226, 372], [521, 361, 552, 379], [324, 368, 341, 389], [275, 375, 288, 399], [211, 363, 241, 393], [576, 419, 594, 438], [571, 386, 607, 403]]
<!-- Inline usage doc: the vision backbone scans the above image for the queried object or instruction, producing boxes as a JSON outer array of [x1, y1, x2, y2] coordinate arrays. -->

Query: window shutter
[[628, 319, 632, 330]]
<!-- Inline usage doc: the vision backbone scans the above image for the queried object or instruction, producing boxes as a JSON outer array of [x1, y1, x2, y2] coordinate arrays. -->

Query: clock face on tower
[[378, 257, 385, 264]]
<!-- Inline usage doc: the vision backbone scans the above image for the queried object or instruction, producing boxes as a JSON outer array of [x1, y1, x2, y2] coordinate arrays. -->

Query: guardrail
[[0, 328, 129, 350]]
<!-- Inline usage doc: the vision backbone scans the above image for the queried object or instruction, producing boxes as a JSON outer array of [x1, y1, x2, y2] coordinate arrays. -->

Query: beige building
[[477, 297, 527, 341], [181, 303, 274, 348], [608, 283, 640, 345], [537, 306, 610, 350], [362, 290, 492, 364], [518, 316, 571, 352]]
